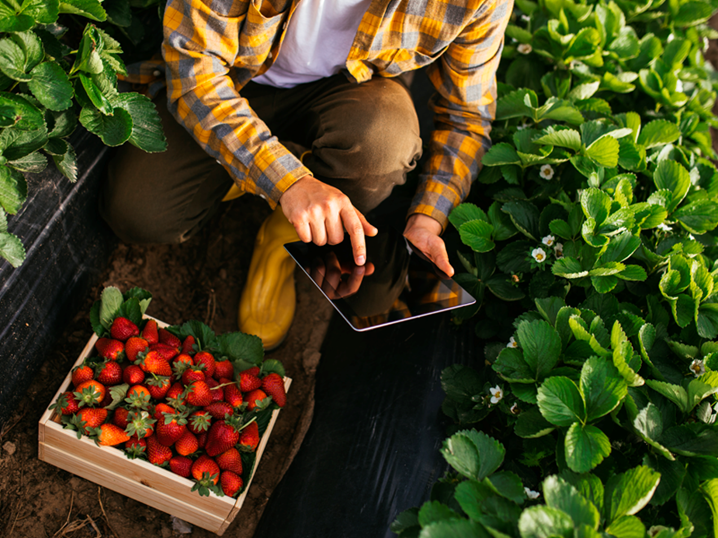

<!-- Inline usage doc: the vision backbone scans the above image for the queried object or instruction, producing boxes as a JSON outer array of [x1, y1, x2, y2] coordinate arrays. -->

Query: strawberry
[[153, 403, 175, 421], [206, 377, 224, 402], [74, 380, 106, 407], [181, 335, 196, 355], [146, 375, 172, 400], [223, 382, 243, 409], [175, 430, 199, 456], [141, 319, 159, 345], [95, 360, 123, 386], [125, 336, 149, 362], [137, 350, 172, 376], [156, 411, 188, 447], [191, 455, 222, 496], [49, 392, 80, 416], [166, 382, 187, 408], [216, 447, 243, 475], [125, 385, 152, 409], [170, 456, 193, 478], [238, 421, 259, 452], [159, 328, 182, 349], [92, 423, 130, 446], [122, 364, 145, 385], [238, 371, 262, 393], [197, 431, 208, 449], [125, 437, 147, 459], [112, 407, 131, 430], [214, 360, 234, 380], [182, 366, 205, 386], [172, 354, 194, 377], [194, 351, 216, 378], [111, 317, 139, 342], [261, 373, 286, 407], [204, 401, 234, 420], [245, 389, 268, 411], [150, 343, 179, 361], [205, 416, 244, 457], [185, 380, 213, 407], [246, 366, 260, 376], [220, 471, 243, 497], [126, 410, 156, 439], [71, 408, 108, 435], [147, 435, 173, 465], [71, 364, 94, 388], [95, 338, 125, 361], [188, 410, 212, 434]]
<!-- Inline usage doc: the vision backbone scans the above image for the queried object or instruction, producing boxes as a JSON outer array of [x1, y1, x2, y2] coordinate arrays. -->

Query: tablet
[[283, 228, 477, 331]]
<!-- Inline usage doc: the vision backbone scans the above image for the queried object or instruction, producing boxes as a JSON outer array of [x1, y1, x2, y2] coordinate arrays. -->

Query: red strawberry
[[216, 447, 243, 475], [181, 335, 196, 355], [186, 381, 213, 407], [223, 382, 243, 409], [150, 343, 179, 361], [137, 350, 172, 376], [126, 410, 156, 439], [112, 407, 131, 430], [189, 410, 213, 434], [153, 403, 175, 421], [191, 455, 221, 496], [125, 385, 152, 409], [111, 317, 139, 342], [204, 401, 234, 420], [155, 411, 188, 446], [147, 435, 173, 465], [182, 366, 205, 386], [261, 373, 286, 407], [175, 430, 199, 456], [170, 456, 193, 478], [246, 366, 260, 376], [238, 371, 262, 392], [95, 338, 124, 361], [125, 336, 149, 362], [206, 377, 224, 402], [205, 417, 244, 457], [220, 471, 244, 497], [72, 408, 108, 435], [245, 389, 268, 411], [141, 319, 159, 345], [122, 364, 145, 385], [197, 431, 208, 449], [96, 360, 123, 386], [146, 375, 172, 400], [214, 360, 234, 380], [238, 421, 259, 452], [172, 353, 194, 377], [194, 351, 216, 378], [125, 437, 147, 459], [166, 382, 187, 407], [92, 423, 130, 446], [72, 364, 94, 388], [159, 328, 182, 349], [74, 380, 107, 407], [49, 392, 80, 416]]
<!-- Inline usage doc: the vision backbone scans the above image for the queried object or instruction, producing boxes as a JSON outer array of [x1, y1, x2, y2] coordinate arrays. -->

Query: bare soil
[[0, 194, 333, 538]]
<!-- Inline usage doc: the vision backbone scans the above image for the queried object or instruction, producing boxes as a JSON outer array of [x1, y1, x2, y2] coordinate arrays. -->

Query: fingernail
[[357, 255, 365, 265]]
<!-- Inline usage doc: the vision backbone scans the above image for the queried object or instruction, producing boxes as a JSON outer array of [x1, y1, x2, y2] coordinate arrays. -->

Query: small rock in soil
[[3, 441, 16, 455], [171, 516, 193, 534]]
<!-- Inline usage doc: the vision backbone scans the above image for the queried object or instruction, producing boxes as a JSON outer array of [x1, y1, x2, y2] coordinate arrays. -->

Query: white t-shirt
[[252, 0, 372, 88]]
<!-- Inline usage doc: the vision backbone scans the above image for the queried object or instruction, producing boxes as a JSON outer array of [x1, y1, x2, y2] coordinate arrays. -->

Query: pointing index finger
[[340, 206, 367, 266]]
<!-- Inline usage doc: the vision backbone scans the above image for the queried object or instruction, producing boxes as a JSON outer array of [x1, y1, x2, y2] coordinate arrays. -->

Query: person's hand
[[403, 214, 454, 277], [279, 176, 378, 266], [308, 251, 376, 299]]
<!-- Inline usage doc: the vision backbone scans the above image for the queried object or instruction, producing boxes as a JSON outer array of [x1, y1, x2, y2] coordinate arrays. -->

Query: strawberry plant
[[0, 2, 166, 268], [395, 0, 718, 533], [50, 286, 288, 499]]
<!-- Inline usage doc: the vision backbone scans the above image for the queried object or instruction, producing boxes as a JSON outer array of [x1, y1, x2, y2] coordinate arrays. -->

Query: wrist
[[406, 213, 442, 235]]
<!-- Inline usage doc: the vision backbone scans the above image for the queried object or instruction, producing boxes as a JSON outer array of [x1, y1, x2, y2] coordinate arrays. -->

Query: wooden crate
[[38, 320, 290, 536]]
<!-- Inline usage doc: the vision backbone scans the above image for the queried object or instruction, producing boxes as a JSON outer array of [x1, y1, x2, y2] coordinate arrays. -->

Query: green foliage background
[[394, 0, 718, 535]]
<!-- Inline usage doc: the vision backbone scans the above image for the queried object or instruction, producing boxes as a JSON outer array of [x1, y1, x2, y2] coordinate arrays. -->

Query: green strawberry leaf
[[537, 376, 586, 426], [565, 423, 611, 473], [604, 466, 660, 522], [543, 475, 600, 528], [98, 286, 123, 329]]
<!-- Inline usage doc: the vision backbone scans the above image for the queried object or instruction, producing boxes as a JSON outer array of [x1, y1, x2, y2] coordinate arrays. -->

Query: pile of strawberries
[[50, 312, 287, 498]]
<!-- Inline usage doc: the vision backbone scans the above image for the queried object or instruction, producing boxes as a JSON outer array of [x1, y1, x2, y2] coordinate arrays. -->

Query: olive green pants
[[99, 75, 423, 244]]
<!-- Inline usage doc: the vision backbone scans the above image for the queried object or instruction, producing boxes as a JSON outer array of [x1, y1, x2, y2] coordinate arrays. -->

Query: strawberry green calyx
[[126, 410, 156, 439], [124, 389, 152, 410], [191, 472, 223, 497]]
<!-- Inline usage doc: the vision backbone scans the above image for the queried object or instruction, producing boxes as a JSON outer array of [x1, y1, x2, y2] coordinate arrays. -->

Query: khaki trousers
[[99, 74, 423, 244]]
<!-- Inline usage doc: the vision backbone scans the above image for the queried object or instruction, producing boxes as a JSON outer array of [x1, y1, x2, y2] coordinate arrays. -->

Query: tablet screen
[[284, 228, 477, 331]]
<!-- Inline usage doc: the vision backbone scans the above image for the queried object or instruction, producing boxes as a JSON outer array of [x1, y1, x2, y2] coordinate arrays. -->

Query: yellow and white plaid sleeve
[[408, 0, 513, 230], [162, 0, 311, 204]]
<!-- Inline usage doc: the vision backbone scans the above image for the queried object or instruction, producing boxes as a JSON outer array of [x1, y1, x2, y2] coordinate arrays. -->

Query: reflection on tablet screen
[[284, 228, 477, 332]]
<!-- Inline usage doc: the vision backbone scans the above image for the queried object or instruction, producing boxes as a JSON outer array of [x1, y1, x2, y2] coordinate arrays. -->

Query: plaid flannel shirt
[[161, 0, 512, 229]]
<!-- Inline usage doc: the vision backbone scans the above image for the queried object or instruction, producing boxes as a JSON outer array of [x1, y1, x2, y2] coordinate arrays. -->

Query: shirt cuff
[[407, 178, 462, 233], [244, 140, 313, 208]]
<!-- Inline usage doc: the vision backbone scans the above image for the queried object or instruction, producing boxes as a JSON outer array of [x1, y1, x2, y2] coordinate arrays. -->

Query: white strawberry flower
[[524, 487, 541, 500], [542, 235, 556, 247], [689, 234, 695, 240], [532, 248, 547, 263], [517, 43, 533, 54], [507, 336, 519, 348], [489, 385, 504, 404], [517, 122, 529, 131], [521, 14, 530, 21], [554, 243, 564, 258], [657, 223, 672, 232], [690, 359, 706, 378], [510, 402, 520, 414], [539, 164, 554, 180]]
